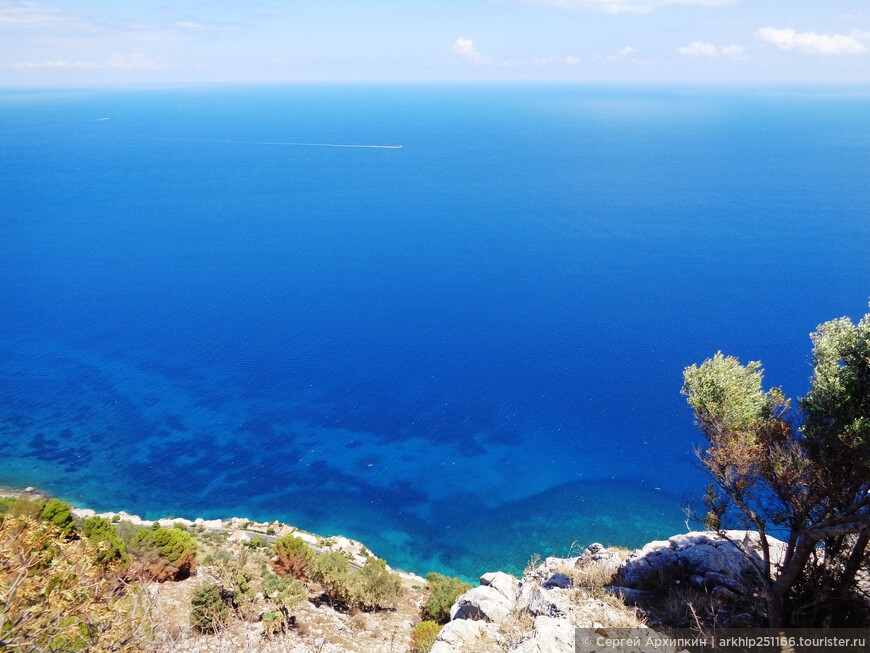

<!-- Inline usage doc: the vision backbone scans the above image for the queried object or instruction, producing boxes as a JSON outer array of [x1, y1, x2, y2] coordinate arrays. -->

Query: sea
[[1, 84, 868, 579]]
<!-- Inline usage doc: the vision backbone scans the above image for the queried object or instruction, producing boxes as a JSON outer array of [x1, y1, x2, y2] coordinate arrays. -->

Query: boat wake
[[248, 141, 402, 149]]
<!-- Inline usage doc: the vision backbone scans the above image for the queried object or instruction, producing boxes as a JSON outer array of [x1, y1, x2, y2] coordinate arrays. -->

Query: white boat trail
[[248, 141, 402, 149]]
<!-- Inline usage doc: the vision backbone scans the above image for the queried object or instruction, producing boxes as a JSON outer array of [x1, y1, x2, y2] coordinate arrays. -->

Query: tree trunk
[[767, 590, 787, 628]]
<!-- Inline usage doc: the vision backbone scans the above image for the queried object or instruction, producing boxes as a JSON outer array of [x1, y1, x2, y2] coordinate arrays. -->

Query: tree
[[274, 534, 313, 579], [309, 551, 354, 607], [682, 306, 870, 626]]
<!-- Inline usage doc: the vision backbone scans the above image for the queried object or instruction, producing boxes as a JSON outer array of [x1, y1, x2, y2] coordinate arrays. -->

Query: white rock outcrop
[[450, 585, 514, 622], [615, 530, 786, 594]]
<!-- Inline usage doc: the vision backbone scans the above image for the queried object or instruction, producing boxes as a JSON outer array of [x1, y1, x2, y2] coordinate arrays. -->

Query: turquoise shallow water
[[1, 85, 868, 578]]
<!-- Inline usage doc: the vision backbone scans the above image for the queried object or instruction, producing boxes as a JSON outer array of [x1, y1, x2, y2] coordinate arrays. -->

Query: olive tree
[[682, 306, 869, 626]]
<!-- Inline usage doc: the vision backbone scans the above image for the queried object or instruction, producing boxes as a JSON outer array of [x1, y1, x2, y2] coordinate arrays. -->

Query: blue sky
[[1, 1, 869, 86]]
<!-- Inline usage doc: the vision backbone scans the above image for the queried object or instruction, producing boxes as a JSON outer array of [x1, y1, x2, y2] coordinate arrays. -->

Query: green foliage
[[274, 534, 313, 579], [309, 552, 404, 611], [682, 304, 870, 627], [683, 351, 788, 439], [262, 569, 306, 628], [130, 526, 197, 581], [800, 311, 870, 491], [190, 583, 229, 633], [358, 557, 404, 610], [410, 620, 441, 653], [310, 550, 353, 604], [245, 534, 266, 549], [425, 572, 471, 623], [0, 496, 16, 516], [40, 498, 75, 534], [82, 516, 129, 566]]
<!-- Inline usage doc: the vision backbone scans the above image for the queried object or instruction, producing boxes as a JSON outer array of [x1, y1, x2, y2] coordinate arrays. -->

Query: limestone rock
[[430, 619, 500, 653], [450, 586, 513, 622], [480, 571, 519, 603], [510, 616, 575, 653], [603, 586, 658, 606], [543, 573, 572, 589], [616, 530, 785, 591], [525, 586, 572, 618]]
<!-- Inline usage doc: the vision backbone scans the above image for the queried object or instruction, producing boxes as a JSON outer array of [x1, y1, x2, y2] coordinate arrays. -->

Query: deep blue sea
[[1, 85, 868, 578]]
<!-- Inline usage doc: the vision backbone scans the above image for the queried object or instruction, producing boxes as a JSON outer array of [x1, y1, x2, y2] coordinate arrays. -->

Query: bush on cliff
[[190, 583, 230, 633], [682, 304, 870, 627], [40, 498, 76, 534], [309, 551, 404, 611], [129, 525, 197, 581], [425, 572, 471, 623], [410, 620, 441, 653], [0, 515, 143, 651], [310, 551, 354, 606], [357, 557, 404, 610], [262, 570, 307, 632], [274, 534, 313, 579], [82, 516, 129, 566]]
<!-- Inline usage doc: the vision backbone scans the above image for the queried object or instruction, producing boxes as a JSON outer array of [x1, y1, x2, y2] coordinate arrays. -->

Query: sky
[[1, 1, 869, 86]]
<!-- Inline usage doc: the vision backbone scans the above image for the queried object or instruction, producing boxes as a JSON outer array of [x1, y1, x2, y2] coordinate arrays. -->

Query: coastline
[[0, 484, 424, 582]]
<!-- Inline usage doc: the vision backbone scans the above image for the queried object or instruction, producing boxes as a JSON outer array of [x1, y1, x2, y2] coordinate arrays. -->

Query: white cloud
[[8, 51, 165, 71], [677, 41, 719, 56], [517, 0, 737, 15], [107, 51, 164, 70], [533, 55, 582, 65], [0, 1, 70, 27], [453, 37, 490, 64], [620, 46, 636, 56], [9, 59, 98, 69], [677, 41, 744, 57], [757, 27, 865, 56]]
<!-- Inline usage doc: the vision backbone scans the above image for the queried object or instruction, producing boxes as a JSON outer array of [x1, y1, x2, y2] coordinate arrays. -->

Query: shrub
[[262, 570, 306, 631], [410, 620, 441, 653], [358, 557, 404, 610], [81, 516, 128, 566], [310, 551, 354, 605], [129, 526, 197, 581], [0, 515, 144, 651], [190, 583, 229, 633], [274, 535, 313, 579], [309, 552, 404, 611], [40, 498, 75, 534], [425, 572, 470, 623], [0, 496, 16, 516]]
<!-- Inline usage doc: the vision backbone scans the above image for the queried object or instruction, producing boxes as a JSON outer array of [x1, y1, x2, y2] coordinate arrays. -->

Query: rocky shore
[[6, 485, 832, 653]]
